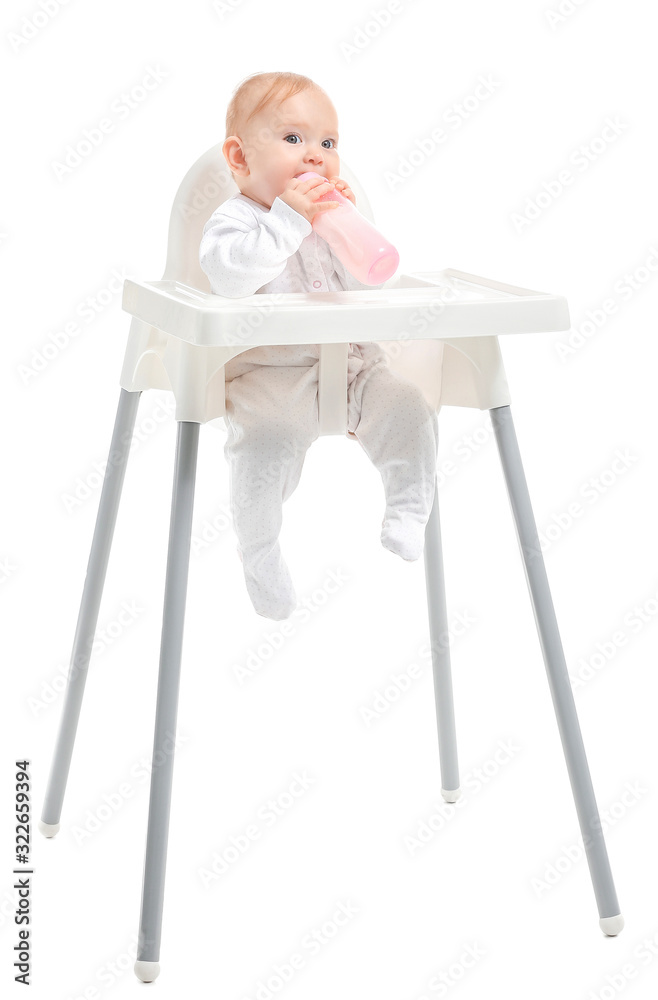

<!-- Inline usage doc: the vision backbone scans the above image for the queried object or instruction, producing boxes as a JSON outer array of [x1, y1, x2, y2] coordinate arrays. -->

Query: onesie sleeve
[[199, 196, 313, 298]]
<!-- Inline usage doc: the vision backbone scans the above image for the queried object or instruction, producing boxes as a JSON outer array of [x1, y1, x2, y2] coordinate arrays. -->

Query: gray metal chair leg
[[39, 388, 141, 838], [424, 480, 461, 802], [490, 404, 623, 936], [134, 420, 200, 984]]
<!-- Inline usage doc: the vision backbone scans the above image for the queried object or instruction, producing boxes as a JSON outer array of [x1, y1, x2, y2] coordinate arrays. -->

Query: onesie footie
[[240, 543, 298, 620], [380, 513, 427, 562]]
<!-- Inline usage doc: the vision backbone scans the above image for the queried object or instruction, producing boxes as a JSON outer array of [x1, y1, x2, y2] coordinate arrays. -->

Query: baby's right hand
[[278, 176, 341, 225]]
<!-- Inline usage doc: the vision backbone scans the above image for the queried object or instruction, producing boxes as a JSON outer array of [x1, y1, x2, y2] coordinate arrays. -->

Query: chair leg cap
[[134, 961, 160, 982], [38, 821, 60, 838], [600, 914, 624, 936], [441, 787, 461, 803]]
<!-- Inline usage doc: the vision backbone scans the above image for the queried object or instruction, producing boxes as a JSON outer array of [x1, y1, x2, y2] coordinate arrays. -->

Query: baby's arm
[[199, 197, 312, 298]]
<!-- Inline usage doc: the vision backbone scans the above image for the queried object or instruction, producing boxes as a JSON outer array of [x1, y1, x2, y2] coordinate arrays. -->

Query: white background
[[2, 1, 657, 997]]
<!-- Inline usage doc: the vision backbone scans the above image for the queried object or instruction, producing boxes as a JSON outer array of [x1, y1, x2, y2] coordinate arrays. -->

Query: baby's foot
[[381, 513, 427, 562], [241, 544, 298, 620]]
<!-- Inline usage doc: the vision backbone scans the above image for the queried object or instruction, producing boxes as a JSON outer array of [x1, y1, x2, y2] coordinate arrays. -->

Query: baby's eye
[[283, 134, 336, 148]]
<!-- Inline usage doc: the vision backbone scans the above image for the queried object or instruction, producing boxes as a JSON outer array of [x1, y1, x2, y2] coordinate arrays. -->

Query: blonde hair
[[224, 71, 328, 177]]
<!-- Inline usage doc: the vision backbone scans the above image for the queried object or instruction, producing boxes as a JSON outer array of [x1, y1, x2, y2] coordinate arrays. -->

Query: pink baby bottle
[[295, 170, 399, 285]]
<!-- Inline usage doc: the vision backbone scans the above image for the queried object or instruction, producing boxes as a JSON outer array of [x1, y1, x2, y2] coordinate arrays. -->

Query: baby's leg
[[224, 363, 319, 619], [348, 363, 438, 561]]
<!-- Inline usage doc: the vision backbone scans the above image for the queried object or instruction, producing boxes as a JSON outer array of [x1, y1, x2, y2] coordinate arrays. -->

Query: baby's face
[[226, 90, 340, 209]]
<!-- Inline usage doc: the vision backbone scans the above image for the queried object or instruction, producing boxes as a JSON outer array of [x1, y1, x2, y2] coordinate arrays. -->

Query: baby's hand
[[279, 175, 341, 225], [328, 176, 356, 206]]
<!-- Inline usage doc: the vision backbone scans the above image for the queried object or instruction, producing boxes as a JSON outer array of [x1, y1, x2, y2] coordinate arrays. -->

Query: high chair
[[39, 146, 624, 982]]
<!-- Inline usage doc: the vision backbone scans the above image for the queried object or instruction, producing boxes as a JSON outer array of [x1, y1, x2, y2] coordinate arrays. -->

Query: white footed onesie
[[199, 192, 439, 620]]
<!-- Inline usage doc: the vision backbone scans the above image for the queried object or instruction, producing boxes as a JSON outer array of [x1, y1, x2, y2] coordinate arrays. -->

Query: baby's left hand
[[328, 176, 356, 206]]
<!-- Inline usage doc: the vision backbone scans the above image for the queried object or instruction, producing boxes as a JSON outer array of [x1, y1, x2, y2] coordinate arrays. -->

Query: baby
[[199, 71, 439, 620]]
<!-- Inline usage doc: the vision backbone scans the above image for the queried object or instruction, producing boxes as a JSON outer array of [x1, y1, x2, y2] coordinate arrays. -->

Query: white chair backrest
[[161, 144, 376, 290]]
